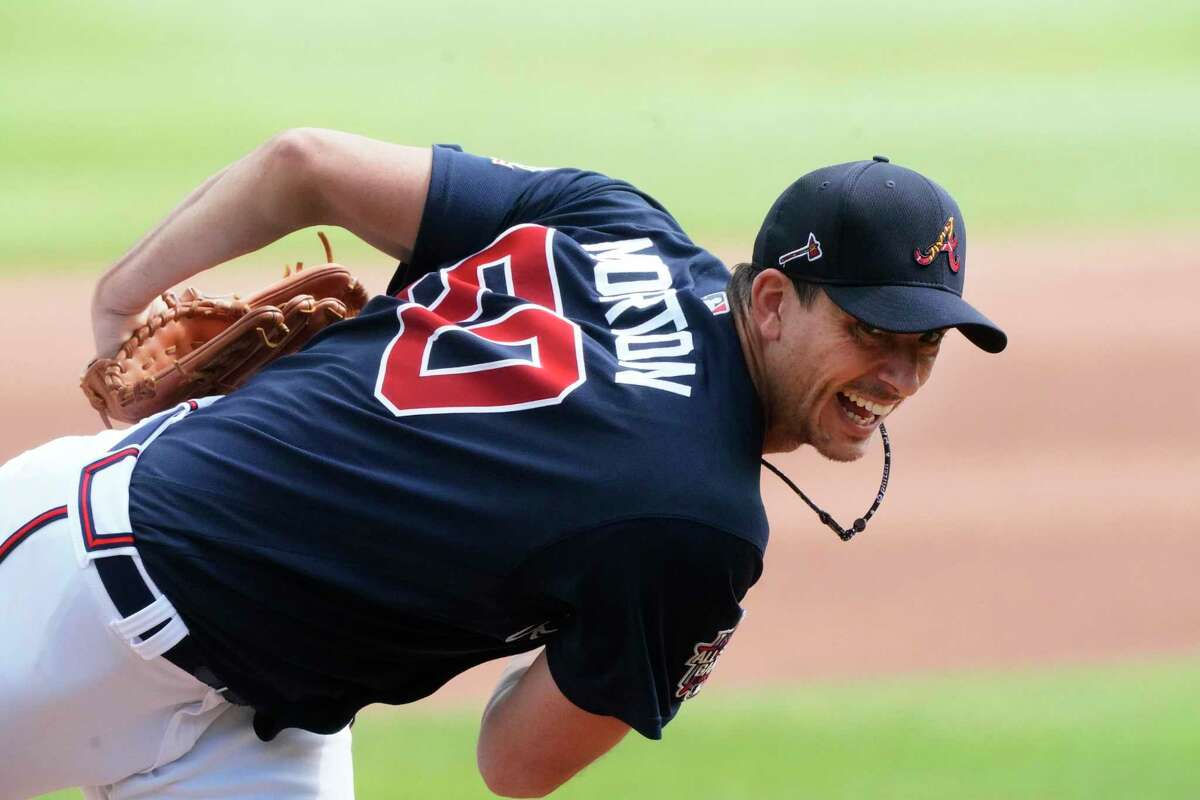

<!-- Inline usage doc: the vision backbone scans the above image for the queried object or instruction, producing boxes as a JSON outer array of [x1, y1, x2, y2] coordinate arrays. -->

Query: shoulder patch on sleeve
[[675, 625, 737, 700]]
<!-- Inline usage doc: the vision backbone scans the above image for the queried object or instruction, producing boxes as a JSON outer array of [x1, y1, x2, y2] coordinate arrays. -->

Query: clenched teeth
[[841, 405, 874, 425], [841, 391, 896, 416]]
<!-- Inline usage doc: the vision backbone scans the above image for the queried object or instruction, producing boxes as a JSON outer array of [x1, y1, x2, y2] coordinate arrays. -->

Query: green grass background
[[38, 657, 1200, 799], [11, 2, 1199, 796], [1, 0, 1197, 270]]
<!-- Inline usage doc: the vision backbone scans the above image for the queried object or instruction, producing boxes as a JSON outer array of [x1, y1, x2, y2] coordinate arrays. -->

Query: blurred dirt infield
[[2, 234, 1196, 706]]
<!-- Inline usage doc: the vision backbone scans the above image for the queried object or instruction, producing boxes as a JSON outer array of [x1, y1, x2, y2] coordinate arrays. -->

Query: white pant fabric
[[0, 425, 353, 799]]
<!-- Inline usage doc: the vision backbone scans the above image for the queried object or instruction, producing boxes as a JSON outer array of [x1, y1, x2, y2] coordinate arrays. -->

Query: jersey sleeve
[[393, 145, 684, 294], [517, 518, 763, 740]]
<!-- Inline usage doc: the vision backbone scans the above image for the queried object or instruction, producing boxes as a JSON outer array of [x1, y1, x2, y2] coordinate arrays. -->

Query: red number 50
[[375, 224, 586, 417]]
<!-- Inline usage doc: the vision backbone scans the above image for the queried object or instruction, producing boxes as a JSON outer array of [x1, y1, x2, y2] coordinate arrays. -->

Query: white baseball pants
[[0, 423, 353, 799]]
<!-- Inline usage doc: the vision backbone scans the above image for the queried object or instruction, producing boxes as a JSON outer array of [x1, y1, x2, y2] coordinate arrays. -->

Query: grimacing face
[[744, 271, 944, 460]]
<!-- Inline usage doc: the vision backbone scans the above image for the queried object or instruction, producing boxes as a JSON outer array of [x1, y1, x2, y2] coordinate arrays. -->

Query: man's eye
[[856, 322, 885, 338], [919, 330, 946, 345]]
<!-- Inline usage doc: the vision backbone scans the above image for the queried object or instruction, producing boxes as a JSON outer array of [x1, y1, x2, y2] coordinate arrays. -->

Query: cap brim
[[823, 284, 1007, 353]]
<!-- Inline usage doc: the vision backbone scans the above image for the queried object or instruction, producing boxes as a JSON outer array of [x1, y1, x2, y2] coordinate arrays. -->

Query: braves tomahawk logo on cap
[[777, 232, 823, 267], [914, 216, 961, 273]]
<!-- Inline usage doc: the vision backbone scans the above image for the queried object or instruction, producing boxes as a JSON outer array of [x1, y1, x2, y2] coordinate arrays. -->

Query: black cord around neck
[[760, 422, 891, 542]]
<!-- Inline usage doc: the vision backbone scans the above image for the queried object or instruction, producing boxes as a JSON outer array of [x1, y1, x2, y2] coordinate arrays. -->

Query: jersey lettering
[[375, 225, 585, 416], [584, 239, 697, 397]]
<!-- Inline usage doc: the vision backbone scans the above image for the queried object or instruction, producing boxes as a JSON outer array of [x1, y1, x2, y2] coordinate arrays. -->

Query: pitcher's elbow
[[259, 127, 332, 227]]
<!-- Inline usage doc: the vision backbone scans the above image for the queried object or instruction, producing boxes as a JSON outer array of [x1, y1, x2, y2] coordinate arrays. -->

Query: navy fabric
[[824, 283, 1007, 353], [129, 145, 769, 741], [526, 518, 760, 738]]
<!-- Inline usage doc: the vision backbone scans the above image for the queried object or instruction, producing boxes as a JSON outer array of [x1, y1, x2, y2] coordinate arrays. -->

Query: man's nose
[[876, 348, 923, 398]]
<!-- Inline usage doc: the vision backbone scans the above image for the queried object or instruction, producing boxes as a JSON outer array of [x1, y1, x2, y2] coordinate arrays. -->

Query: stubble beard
[[807, 401, 870, 464], [813, 437, 867, 464]]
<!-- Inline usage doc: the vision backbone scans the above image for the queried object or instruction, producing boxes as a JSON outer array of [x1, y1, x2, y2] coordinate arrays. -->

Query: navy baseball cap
[[753, 156, 1007, 353]]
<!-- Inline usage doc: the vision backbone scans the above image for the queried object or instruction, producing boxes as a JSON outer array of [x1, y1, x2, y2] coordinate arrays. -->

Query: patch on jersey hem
[[702, 291, 729, 316], [675, 627, 736, 699]]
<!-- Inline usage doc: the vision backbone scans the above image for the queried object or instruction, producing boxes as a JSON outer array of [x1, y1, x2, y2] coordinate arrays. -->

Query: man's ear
[[750, 269, 790, 342]]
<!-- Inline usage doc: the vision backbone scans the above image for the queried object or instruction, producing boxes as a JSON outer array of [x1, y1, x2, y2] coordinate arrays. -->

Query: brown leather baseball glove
[[81, 232, 369, 427]]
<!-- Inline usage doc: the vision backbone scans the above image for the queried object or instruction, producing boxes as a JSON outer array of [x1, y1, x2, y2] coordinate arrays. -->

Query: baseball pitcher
[[0, 131, 1005, 798]]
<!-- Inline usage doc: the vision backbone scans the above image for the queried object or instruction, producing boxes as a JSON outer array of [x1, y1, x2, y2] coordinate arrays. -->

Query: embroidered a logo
[[778, 233, 823, 267], [489, 157, 547, 173], [675, 627, 736, 699], [913, 216, 961, 273], [504, 621, 558, 643], [702, 291, 729, 316]]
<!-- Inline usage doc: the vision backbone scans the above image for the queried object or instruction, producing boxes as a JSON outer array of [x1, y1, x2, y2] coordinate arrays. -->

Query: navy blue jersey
[[129, 145, 769, 741]]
